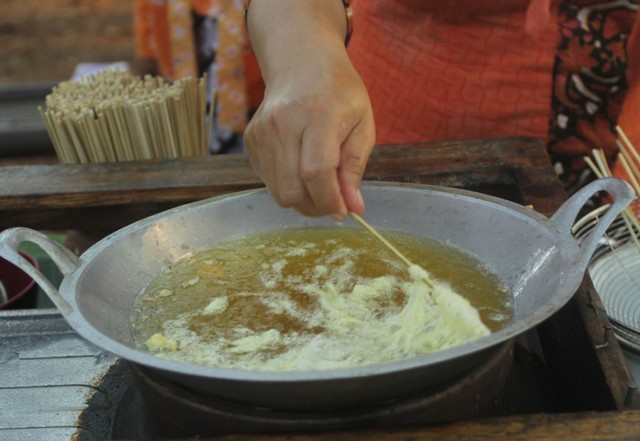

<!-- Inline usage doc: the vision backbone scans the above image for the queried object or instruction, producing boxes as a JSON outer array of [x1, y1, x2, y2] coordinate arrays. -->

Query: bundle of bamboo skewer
[[584, 126, 640, 250], [39, 69, 214, 164]]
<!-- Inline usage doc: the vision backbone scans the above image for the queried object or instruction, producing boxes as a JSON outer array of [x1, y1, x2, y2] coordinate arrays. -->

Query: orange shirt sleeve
[[135, 0, 155, 59]]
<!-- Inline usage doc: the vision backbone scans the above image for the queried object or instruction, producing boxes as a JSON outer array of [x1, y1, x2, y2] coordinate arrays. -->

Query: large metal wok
[[0, 178, 634, 411]]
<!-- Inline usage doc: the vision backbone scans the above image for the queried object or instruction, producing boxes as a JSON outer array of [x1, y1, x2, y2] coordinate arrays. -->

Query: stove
[[0, 310, 123, 440], [1, 309, 524, 440]]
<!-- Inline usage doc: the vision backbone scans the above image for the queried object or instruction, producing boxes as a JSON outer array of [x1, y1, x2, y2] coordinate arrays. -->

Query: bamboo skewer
[[349, 212, 414, 267], [584, 127, 640, 252], [349, 212, 436, 288]]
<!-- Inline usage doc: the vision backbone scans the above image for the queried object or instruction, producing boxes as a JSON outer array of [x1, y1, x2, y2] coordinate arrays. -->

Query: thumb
[[338, 118, 375, 215]]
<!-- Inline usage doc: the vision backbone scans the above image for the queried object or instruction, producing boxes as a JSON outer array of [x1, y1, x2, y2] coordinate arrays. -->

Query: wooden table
[[0, 137, 562, 231], [0, 137, 638, 440]]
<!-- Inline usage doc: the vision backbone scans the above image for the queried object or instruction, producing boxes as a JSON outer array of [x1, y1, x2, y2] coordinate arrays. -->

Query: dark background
[[1, 0, 135, 84]]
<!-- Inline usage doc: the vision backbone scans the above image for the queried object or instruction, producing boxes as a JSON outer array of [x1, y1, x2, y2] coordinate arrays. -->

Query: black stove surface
[[0, 309, 552, 441]]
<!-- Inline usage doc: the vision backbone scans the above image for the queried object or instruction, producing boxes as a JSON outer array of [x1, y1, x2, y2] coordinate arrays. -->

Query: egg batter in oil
[[131, 227, 512, 371]]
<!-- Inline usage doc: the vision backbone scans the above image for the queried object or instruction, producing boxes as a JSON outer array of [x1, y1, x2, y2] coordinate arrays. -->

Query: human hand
[[244, 48, 375, 220]]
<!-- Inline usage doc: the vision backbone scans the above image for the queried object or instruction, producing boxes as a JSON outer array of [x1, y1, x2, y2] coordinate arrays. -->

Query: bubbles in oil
[[131, 227, 512, 371]]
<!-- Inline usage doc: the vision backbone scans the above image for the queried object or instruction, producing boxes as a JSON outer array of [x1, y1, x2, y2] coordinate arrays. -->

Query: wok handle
[[0, 227, 80, 315], [550, 177, 636, 271]]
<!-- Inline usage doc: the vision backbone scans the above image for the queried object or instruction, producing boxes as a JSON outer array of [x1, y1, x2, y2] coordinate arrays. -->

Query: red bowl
[[0, 251, 38, 310]]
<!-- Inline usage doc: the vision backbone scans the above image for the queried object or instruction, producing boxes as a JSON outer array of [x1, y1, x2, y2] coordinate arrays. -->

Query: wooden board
[[209, 410, 640, 441], [0, 137, 561, 231]]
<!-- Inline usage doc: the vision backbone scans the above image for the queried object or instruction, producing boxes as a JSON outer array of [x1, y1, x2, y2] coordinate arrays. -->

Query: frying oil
[[131, 226, 512, 371]]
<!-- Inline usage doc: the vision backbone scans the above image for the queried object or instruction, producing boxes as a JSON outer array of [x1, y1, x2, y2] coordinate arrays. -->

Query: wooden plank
[[204, 410, 640, 441], [0, 137, 544, 231], [536, 278, 640, 412]]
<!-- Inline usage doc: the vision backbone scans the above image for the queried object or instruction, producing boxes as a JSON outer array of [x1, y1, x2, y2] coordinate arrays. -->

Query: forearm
[[243, 0, 374, 218], [245, 0, 350, 84]]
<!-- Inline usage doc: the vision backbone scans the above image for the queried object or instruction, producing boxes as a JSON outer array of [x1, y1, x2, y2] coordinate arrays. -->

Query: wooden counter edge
[[0, 137, 544, 231], [164, 410, 640, 441]]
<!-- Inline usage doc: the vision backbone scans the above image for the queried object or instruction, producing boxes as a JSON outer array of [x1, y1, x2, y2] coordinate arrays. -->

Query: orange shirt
[[134, 0, 264, 132], [347, 0, 560, 145], [348, 0, 640, 192]]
